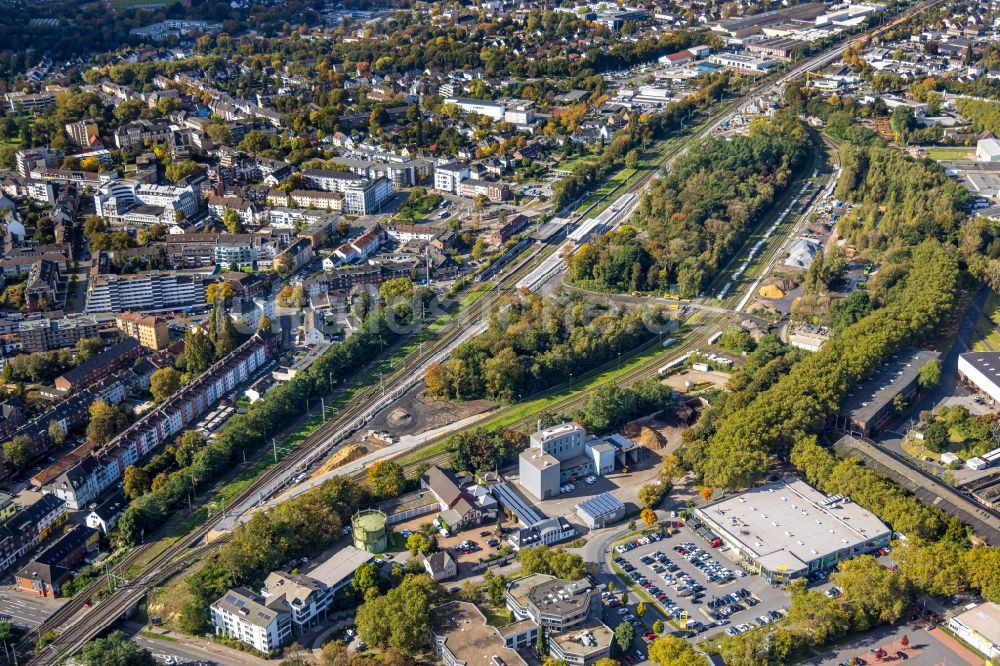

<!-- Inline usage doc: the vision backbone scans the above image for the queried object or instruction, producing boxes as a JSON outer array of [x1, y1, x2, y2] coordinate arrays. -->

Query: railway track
[[22, 3, 947, 662], [21, 240, 552, 666]]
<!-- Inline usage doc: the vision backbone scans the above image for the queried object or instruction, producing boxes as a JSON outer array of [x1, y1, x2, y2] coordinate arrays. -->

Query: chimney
[[537, 419, 543, 432]]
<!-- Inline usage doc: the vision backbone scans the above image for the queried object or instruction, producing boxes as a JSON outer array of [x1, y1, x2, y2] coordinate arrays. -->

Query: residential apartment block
[[301, 169, 392, 214], [116, 311, 170, 350], [0, 494, 68, 573], [18, 316, 101, 353], [46, 333, 275, 509], [85, 272, 208, 313], [93, 181, 201, 227]]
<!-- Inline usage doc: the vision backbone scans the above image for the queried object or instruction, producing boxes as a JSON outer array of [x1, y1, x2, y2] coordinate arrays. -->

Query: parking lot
[[607, 525, 790, 644]]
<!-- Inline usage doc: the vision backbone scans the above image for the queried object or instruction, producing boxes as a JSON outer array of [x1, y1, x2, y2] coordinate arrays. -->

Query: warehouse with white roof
[[695, 477, 891, 584], [958, 352, 1000, 406]]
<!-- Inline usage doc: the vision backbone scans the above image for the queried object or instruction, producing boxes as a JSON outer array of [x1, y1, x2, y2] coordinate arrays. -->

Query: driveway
[[876, 285, 991, 466]]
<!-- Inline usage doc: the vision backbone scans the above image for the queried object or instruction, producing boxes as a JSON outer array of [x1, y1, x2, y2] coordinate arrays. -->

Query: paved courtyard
[[802, 618, 985, 666]]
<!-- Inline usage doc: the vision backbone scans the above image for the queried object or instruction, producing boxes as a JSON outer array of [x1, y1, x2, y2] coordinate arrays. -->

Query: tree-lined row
[[115, 303, 416, 547], [682, 240, 960, 491]]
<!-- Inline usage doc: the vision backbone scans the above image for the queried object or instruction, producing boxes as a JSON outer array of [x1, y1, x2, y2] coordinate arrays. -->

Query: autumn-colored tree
[[699, 487, 713, 503], [150, 367, 182, 402], [123, 465, 151, 499], [206, 282, 235, 305], [425, 363, 448, 398], [641, 508, 657, 527], [900, 635, 909, 648]]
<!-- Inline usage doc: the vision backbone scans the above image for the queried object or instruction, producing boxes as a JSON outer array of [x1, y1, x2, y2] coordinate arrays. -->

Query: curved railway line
[[21, 2, 947, 661]]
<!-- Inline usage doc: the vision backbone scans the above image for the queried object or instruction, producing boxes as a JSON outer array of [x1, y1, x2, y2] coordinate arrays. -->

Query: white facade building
[[433, 162, 470, 194], [948, 603, 1000, 659], [85, 272, 207, 313], [211, 588, 292, 653]]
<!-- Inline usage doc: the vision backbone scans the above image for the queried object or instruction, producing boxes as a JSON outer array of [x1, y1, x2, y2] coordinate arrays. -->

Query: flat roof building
[[576, 493, 627, 530], [695, 477, 891, 584], [306, 544, 374, 594], [428, 601, 528, 666], [549, 620, 614, 666], [958, 352, 1000, 406], [948, 602, 1000, 659], [519, 423, 640, 500], [837, 349, 941, 437]]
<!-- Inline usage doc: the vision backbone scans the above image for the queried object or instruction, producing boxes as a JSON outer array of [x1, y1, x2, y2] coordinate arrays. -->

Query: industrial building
[[947, 602, 1000, 659], [576, 493, 627, 529], [958, 352, 1000, 406], [519, 423, 640, 501], [490, 481, 576, 550], [695, 477, 891, 584], [836, 349, 941, 436]]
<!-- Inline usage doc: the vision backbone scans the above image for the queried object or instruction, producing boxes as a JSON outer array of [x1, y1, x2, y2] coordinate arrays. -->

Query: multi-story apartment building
[[210, 588, 292, 653], [274, 238, 313, 273], [18, 316, 101, 353], [115, 312, 169, 350], [301, 170, 392, 214], [65, 120, 99, 148], [109, 233, 281, 271], [85, 272, 208, 313], [4, 92, 55, 113], [433, 162, 469, 194], [54, 339, 142, 391], [2, 377, 130, 480], [47, 334, 275, 508], [93, 182, 201, 227], [14, 525, 98, 598], [457, 178, 511, 202], [325, 156, 430, 188], [0, 494, 69, 573], [113, 121, 172, 150], [207, 194, 266, 227], [0, 253, 68, 277], [15, 148, 63, 178]]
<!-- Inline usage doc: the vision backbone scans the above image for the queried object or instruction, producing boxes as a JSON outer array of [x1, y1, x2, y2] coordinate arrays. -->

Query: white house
[[211, 588, 293, 653]]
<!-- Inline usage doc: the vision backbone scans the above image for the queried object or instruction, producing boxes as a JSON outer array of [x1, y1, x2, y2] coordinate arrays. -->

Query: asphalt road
[[876, 286, 989, 466], [0, 590, 61, 628], [131, 632, 262, 666]]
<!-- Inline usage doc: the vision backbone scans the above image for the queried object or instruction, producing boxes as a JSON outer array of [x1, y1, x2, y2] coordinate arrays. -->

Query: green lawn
[[923, 146, 974, 161], [466, 317, 696, 432], [971, 290, 1000, 352]]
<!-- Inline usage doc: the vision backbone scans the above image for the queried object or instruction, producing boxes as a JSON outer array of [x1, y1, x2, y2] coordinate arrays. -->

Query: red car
[[644, 633, 656, 642]]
